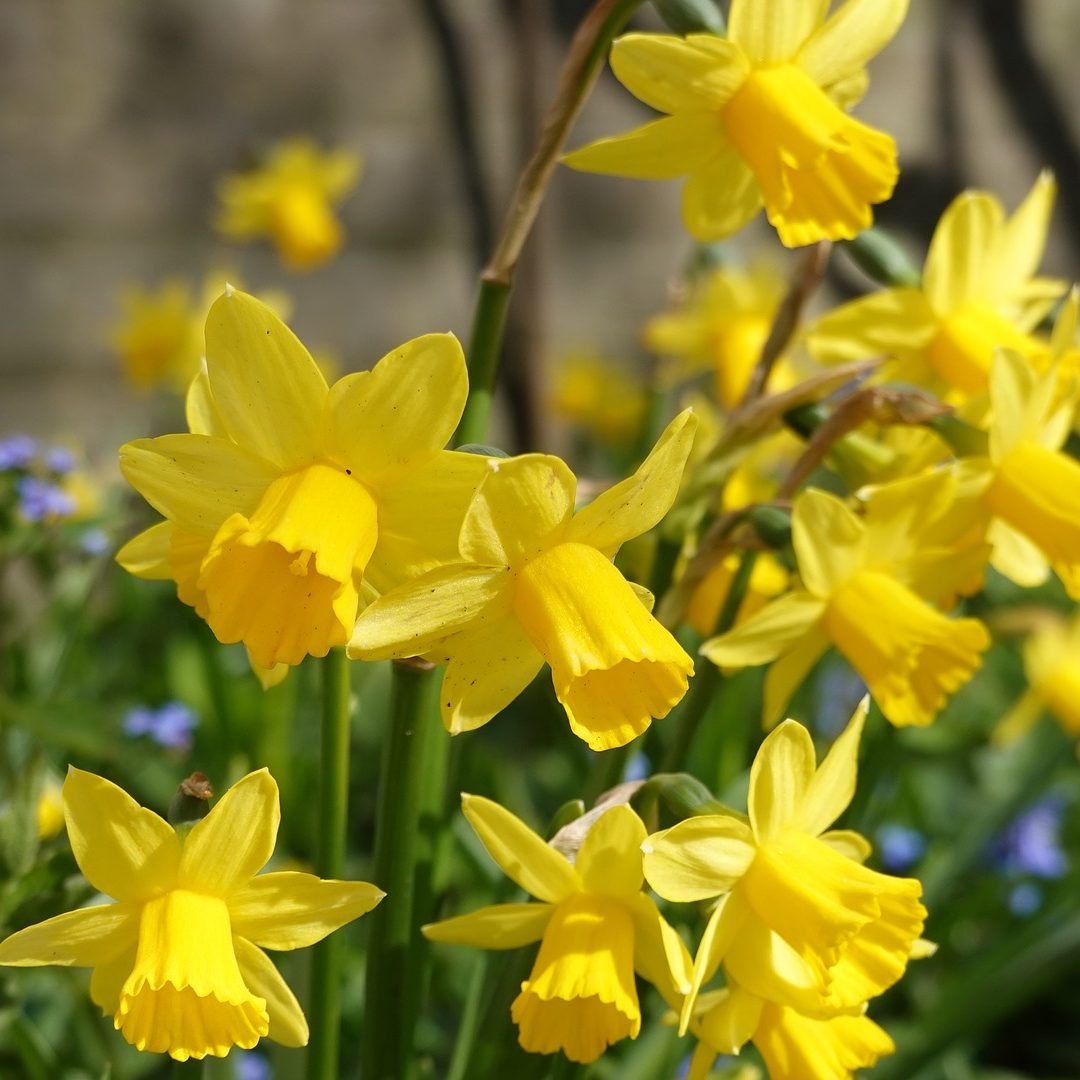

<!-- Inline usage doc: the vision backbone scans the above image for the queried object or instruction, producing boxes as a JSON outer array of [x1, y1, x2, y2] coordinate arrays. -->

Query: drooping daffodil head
[[117, 289, 486, 682], [349, 411, 698, 750], [423, 795, 692, 1064], [563, 0, 910, 247], [643, 701, 926, 1027], [0, 768, 383, 1061]]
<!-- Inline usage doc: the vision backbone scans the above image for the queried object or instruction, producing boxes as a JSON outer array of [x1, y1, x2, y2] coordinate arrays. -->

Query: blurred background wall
[[1, 0, 1078, 456]]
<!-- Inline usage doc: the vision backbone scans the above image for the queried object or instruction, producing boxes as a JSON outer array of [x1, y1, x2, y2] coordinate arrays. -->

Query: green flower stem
[[307, 647, 352, 1080], [652, 0, 725, 34], [362, 659, 446, 1080], [661, 551, 758, 772], [454, 0, 644, 446]]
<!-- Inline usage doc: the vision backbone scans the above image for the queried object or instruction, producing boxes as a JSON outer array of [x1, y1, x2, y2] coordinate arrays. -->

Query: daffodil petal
[[680, 891, 749, 1033], [204, 289, 328, 470], [116, 521, 174, 579], [459, 454, 576, 565], [806, 288, 936, 364], [609, 33, 749, 113], [567, 410, 697, 555], [185, 364, 228, 438], [793, 489, 866, 597], [987, 171, 1057, 304], [0, 904, 137, 967], [682, 143, 763, 242], [422, 903, 554, 949], [461, 794, 579, 903], [701, 591, 827, 668], [89, 942, 137, 1014], [728, 0, 829, 64], [328, 333, 468, 478], [234, 937, 308, 1048], [179, 770, 279, 896], [563, 114, 723, 180], [576, 805, 647, 898], [724, 921, 823, 1014], [819, 829, 872, 862], [228, 872, 383, 950], [642, 815, 755, 902], [626, 892, 693, 1000], [438, 616, 544, 735], [989, 519, 1051, 588], [748, 720, 816, 840], [695, 983, 764, 1054], [63, 767, 180, 903], [923, 192, 1004, 314], [348, 565, 511, 661], [797, 0, 910, 87], [793, 696, 868, 836], [762, 626, 830, 729], [119, 434, 277, 536]]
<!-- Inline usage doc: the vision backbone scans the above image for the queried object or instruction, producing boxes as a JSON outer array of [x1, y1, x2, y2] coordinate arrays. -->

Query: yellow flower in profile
[[551, 350, 648, 444], [349, 412, 698, 750], [116, 289, 484, 681], [563, 0, 909, 247], [643, 702, 926, 1026], [644, 264, 786, 408], [0, 768, 382, 1061], [702, 474, 991, 728], [809, 174, 1065, 396], [216, 139, 360, 270], [35, 777, 65, 840], [424, 795, 691, 1064], [683, 980, 895, 1080]]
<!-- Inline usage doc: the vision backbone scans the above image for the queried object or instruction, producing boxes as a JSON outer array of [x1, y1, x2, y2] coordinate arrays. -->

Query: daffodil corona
[[564, 0, 909, 246], [0, 768, 382, 1061], [348, 412, 698, 749]]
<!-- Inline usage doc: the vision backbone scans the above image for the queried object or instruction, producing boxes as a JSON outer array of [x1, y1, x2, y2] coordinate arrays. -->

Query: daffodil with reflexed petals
[[423, 795, 691, 1064], [0, 768, 382, 1061], [563, 0, 909, 246], [643, 702, 926, 1026], [117, 289, 486, 682], [701, 473, 991, 728], [809, 174, 1065, 397], [348, 411, 697, 750]]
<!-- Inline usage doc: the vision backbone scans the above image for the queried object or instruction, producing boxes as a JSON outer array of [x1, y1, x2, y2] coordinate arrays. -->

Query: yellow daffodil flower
[[112, 281, 203, 392], [216, 139, 361, 270], [348, 412, 698, 750], [809, 174, 1065, 396], [683, 980, 894, 1080], [701, 474, 991, 727], [551, 350, 648, 443], [116, 289, 485, 679], [0, 768, 382, 1061], [644, 264, 788, 407], [35, 777, 65, 840], [643, 702, 926, 1026], [563, 0, 909, 247], [687, 552, 790, 638], [424, 795, 692, 1064]]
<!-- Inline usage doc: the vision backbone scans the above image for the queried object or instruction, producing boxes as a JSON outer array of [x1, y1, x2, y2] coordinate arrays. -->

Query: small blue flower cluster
[[121, 701, 199, 752], [0, 434, 79, 523]]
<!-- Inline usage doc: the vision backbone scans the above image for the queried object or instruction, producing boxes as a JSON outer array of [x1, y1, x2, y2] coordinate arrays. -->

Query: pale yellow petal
[[89, 942, 137, 1014], [228, 872, 383, 950], [609, 33, 749, 113], [328, 333, 468, 478], [923, 192, 1005, 313], [348, 565, 511, 661], [793, 696, 868, 836], [179, 770, 279, 896], [819, 828, 872, 862], [798, 0, 910, 87], [748, 719, 816, 840], [563, 114, 723, 180], [701, 591, 827, 668], [234, 938, 308, 1048], [119, 434, 277, 536], [641, 816, 755, 902], [986, 171, 1057, 304], [729, 0, 829, 63], [762, 627, 830, 729], [806, 289, 936, 365], [185, 365, 228, 438], [0, 904, 137, 968], [204, 289, 328, 469], [988, 519, 1051, 588], [626, 892, 694, 1000], [116, 521, 175, 580], [63, 767, 180, 903], [567, 410, 697, 555], [462, 794, 580, 903], [422, 902, 553, 949], [577, 805, 647, 899], [682, 142, 763, 242], [680, 891, 749, 1033], [792, 489, 866, 597], [695, 984, 764, 1054]]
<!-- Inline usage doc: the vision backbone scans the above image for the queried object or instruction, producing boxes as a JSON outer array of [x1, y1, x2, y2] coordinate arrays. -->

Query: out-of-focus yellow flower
[[35, 778, 65, 840], [0, 768, 382, 1061], [216, 139, 361, 271], [644, 265, 787, 408], [116, 289, 485, 682], [349, 413, 697, 750], [683, 981, 895, 1080], [687, 552, 789, 638], [563, 0, 908, 247], [551, 350, 648, 443], [112, 282, 202, 392], [424, 795, 691, 1064], [809, 174, 1065, 397], [643, 702, 925, 1026], [702, 474, 991, 728]]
